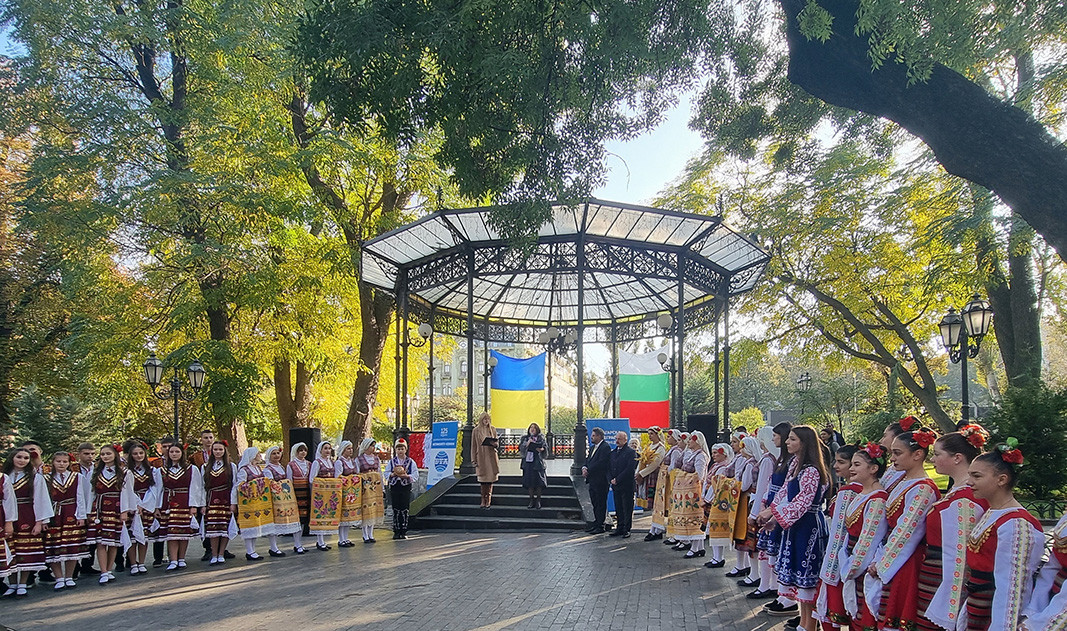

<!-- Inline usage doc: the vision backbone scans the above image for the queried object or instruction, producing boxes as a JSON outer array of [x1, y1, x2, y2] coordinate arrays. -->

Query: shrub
[[984, 382, 1067, 498]]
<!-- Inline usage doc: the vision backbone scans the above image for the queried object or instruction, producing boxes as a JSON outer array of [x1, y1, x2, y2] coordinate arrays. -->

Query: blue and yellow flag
[[489, 351, 546, 430]]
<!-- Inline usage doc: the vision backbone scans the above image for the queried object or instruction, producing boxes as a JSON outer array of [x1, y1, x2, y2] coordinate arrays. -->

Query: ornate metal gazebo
[[361, 198, 770, 474]]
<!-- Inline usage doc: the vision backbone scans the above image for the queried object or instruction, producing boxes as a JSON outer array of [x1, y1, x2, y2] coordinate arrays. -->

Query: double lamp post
[[142, 353, 206, 441], [938, 294, 994, 422]]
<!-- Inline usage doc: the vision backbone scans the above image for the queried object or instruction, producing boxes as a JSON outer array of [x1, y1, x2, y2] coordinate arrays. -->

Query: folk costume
[[286, 442, 312, 551], [124, 460, 160, 575], [769, 458, 829, 604], [87, 465, 136, 552], [262, 446, 301, 555], [916, 485, 988, 631], [753, 426, 782, 596], [201, 459, 238, 541], [334, 441, 361, 547], [959, 506, 1044, 631], [1024, 512, 1067, 631], [308, 443, 341, 549], [867, 475, 940, 631], [635, 429, 665, 512], [155, 461, 205, 571], [386, 443, 418, 539], [357, 438, 384, 542], [838, 488, 889, 630], [3, 470, 54, 597], [734, 436, 765, 584], [236, 448, 272, 560], [45, 470, 89, 566], [669, 433, 709, 556], [649, 430, 683, 539], [703, 443, 738, 566], [813, 480, 863, 628], [0, 475, 12, 582]]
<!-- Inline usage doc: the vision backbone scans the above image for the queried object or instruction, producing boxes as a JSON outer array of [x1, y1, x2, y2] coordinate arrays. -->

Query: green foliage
[[9, 385, 113, 454], [984, 382, 1067, 497], [847, 410, 899, 445], [732, 407, 766, 431]]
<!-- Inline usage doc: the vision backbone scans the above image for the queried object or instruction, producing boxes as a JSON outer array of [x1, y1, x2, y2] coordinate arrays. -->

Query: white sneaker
[[177, 560, 187, 568], [54, 582, 65, 591], [166, 561, 179, 572], [65, 578, 76, 587], [2, 585, 15, 597], [99, 574, 109, 584]]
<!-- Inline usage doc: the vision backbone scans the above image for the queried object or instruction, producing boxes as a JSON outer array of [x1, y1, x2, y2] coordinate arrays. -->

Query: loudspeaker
[[288, 427, 321, 462], [687, 413, 720, 443]]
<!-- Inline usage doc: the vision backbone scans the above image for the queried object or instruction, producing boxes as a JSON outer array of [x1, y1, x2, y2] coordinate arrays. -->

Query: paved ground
[[1, 513, 789, 631]]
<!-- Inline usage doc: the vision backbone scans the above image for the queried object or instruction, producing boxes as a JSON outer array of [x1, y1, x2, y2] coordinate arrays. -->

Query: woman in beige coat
[[471, 413, 500, 508]]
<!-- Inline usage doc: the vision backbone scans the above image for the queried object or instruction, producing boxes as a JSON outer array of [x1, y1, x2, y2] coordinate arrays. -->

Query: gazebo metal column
[[428, 308, 435, 424], [572, 231, 588, 476], [459, 251, 476, 475], [400, 274, 410, 435], [393, 299, 402, 440], [546, 349, 554, 458], [722, 292, 731, 432], [677, 259, 686, 430], [610, 324, 618, 417]]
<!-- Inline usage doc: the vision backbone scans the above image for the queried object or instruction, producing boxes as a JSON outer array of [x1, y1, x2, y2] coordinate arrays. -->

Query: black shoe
[[621, 532, 631, 538], [245, 553, 264, 561], [663, 538, 678, 545], [368, 538, 376, 543], [587, 527, 606, 534], [608, 530, 624, 537], [704, 559, 725, 568], [644, 532, 663, 541], [784, 615, 801, 630], [223, 550, 235, 560], [763, 601, 799, 616], [747, 589, 778, 599], [114, 559, 125, 572], [315, 543, 331, 551], [738, 577, 759, 587], [671, 542, 691, 551], [268, 549, 286, 558], [293, 547, 306, 555], [392, 533, 401, 540], [534, 500, 542, 509], [152, 559, 163, 568], [725, 566, 751, 577], [684, 549, 706, 558], [201, 551, 211, 562]]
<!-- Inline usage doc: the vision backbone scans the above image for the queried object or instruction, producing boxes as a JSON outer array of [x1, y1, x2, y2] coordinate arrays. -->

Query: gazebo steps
[[411, 473, 586, 531], [430, 503, 584, 520], [412, 515, 585, 531]]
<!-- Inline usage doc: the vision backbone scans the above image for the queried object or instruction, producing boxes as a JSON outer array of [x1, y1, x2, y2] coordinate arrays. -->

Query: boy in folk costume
[[154, 444, 204, 572], [333, 440, 361, 548], [308, 442, 341, 551], [286, 442, 312, 553], [44, 452, 89, 590], [201, 441, 238, 565], [3, 447, 55, 597], [262, 446, 301, 556], [87, 445, 136, 584], [356, 438, 384, 543], [386, 439, 418, 540]]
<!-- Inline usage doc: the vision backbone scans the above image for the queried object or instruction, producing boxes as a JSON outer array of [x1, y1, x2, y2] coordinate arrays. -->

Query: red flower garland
[[1001, 449, 1024, 465], [958, 423, 989, 449], [899, 415, 918, 432], [913, 430, 937, 449]]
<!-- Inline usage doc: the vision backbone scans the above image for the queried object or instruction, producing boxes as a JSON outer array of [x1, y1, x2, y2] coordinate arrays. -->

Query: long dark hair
[[92, 445, 126, 487], [772, 422, 792, 473], [124, 441, 155, 488], [974, 449, 1021, 489], [791, 425, 830, 485], [936, 432, 982, 463], [164, 444, 188, 469], [206, 441, 230, 470], [3, 447, 36, 494]]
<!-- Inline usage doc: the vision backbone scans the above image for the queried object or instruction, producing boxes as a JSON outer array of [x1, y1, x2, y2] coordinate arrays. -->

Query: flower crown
[[958, 424, 990, 449], [912, 429, 937, 449], [899, 415, 919, 432], [861, 441, 887, 465], [996, 438, 1025, 469], [111, 443, 123, 453]]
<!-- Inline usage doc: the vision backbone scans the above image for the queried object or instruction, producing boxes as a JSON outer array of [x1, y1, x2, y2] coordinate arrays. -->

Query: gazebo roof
[[361, 199, 769, 334]]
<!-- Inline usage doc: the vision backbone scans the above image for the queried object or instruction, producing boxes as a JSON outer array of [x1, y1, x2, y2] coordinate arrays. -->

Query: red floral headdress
[[112, 443, 123, 453], [899, 415, 919, 432], [912, 429, 937, 449], [997, 438, 1024, 469], [861, 441, 887, 465], [958, 424, 989, 449], [679, 433, 689, 440]]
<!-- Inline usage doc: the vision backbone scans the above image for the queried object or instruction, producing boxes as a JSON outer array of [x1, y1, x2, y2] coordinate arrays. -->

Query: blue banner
[[426, 421, 459, 488]]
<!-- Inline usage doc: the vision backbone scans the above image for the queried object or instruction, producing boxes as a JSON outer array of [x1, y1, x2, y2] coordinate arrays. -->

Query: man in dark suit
[[582, 427, 611, 534], [608, 431, 637, 538]]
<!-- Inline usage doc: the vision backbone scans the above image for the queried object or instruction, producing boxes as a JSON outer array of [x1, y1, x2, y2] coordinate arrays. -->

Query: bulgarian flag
[[618, 348, 670, 429], [489, 351, 546, 430]]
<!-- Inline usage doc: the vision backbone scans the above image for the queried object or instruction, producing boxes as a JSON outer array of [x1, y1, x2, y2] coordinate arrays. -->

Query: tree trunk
[[274, 359, 314, 458], [778, 0, 1067, 261], [341, 280, 393, 444]]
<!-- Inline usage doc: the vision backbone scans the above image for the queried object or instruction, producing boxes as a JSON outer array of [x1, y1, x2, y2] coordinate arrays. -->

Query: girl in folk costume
[[286, 442, 311, 553], [0, 472, 12, 586], [1023, 511, 1067, 631], [123, 441, 160, 576], [357, 438, 384, 543], [262, 446, 299, 557], [635, 426, 666, 515], [959, 443, 1044, 631], [87, 444, 136, 584], [756, 423, 795, 612], [702, 442, 735, 568], [866, 426, 941, 631], [666, 432, 693, 549], [837, 444, 889, 631], [756, 425, 831, 631], [201, 441, 237, 565], [748, 425, 783, 598], [154, 444, 204, 571], [916, 427, 990, 631], [672, 431, 710, 559], [333, 440, 360, 548], [3, 447, 55, 597], [308, 441, 340, 551], [733, 435, 766, 587], [647, 429, 682, 542], [45, 451, 89, 590], [387, 439, 419, 540], [879, 417, 914, 491], [813, 444, 861, 629], [235, 447, 271, 561]]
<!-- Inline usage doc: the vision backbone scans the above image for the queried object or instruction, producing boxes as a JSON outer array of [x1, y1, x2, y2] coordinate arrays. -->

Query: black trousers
[[590, 483, 608, 527], [612, 486, 634, 534], [390, 484, 412, 534]]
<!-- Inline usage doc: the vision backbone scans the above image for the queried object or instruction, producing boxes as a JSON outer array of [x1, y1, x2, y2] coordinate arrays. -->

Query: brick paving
[[1, 513, 788, 631]]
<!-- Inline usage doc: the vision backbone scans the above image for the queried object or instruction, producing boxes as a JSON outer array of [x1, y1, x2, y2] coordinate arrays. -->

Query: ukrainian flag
[[489, 351, 546, 430]]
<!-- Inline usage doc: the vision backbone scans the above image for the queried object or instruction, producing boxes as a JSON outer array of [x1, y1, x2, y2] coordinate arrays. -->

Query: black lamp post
[[656, 313, 677, 428], [397, 322, 431, 442], [537, 326, 577, 459], [796, 371, 812, 416], [483, 354, 497, 410], [939, 294, 994, 422], [143, 353, 206, 442]]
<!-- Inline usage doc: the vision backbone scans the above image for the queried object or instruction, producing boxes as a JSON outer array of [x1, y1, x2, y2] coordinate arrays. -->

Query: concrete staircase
[[411, 474, 587, 531]]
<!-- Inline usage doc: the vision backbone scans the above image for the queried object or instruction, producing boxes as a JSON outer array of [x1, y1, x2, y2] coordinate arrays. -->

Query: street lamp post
[[538, 326, 577, 460], [397, 322, 432, 442], [796, 371, 812, 417], [483, 354, 497, 410], [656, 313, 676, 428], [143, 353, 206, 442], [939, 294, 994, 422]]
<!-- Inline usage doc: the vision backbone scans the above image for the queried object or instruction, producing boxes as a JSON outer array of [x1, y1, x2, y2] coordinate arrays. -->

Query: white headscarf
[[238, 447, 259, 469], [690, 430, 711, 460], [358, 438, 376, 456], [712, 442, 735, 461], [336, 440, 354, 461], [740, 436, 763, 460], [315, 441, 333, 462], [756, 425, 779, 459], [290, 442, 307, 462], [264, 446, 281, 463]]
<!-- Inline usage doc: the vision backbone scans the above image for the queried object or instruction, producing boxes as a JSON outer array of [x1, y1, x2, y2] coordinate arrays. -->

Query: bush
[[984, 382, 1067, 498], [847, 410, 900, 445], [731, 407, 766, 432]]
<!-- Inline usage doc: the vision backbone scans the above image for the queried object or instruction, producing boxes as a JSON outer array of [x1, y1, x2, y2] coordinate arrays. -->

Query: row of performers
[[0, 437, 421, 598], [632, 422, 1065, 631]]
